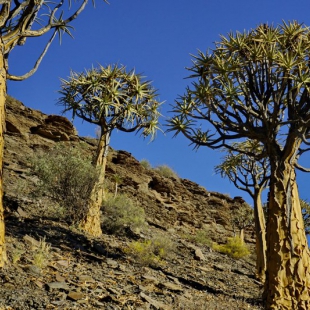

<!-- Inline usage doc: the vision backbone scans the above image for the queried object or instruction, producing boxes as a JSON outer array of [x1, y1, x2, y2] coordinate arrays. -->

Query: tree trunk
[[253, 188, 267, 283], [0, 45, 7, 267], [264, 161, 310, 309], [79, 130, 110, 237], [239, 228, 244, 244]]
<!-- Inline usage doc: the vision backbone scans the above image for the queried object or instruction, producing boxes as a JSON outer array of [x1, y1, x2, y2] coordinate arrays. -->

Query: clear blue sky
[[7, 0, 310, 205]]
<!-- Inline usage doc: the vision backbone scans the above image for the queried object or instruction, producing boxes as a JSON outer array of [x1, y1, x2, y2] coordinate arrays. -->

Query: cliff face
[[0, 96, 263, 309]]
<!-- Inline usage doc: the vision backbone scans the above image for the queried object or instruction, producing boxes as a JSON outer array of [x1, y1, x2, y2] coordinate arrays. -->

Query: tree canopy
[[168, 21, 310, 165], [58, 64, 162, 139]]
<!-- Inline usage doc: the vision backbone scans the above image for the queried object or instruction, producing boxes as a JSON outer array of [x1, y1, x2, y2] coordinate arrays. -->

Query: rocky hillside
[[0, 96, 263, 309]]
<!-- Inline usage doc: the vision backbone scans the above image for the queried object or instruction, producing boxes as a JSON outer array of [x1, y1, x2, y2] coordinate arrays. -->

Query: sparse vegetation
[[32, 238, 51, 268], [154, 164, 179, 179], [184, 228, 212, 247], [30, 143, 99, 223], [213, 237, 250, 259], [125, 234, 174, 266], [11, 248, 25, 265], [140, 159, 152, 169], [102, 193, 146, 234]]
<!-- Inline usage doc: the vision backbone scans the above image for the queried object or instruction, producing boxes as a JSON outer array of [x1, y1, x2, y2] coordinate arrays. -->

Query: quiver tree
[[0, 0, 106, 268], [58, 64, 162, 237], [215, 140, 269, 282], [168, 21, 310, 309], [229, 202, 254, 243]]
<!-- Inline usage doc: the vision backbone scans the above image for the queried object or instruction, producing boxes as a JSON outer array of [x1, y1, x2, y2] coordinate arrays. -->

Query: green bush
[[30, 143, 98, 223], [102, 193, 146, 234], [125, 234, 174, 266], [154, 164, 179, 179], [213, 237, 250, 259], [140, 159, 152, 169]]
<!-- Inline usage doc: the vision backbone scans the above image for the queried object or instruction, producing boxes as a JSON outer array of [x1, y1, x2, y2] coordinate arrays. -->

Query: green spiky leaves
[[58, 64, 162, 140], [168, 21, 310, 152]]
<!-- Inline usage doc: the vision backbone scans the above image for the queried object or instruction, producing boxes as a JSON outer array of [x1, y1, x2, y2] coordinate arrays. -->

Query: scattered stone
[[51, 300, 66, 306], [55, 272, 66, 282], [78, 275, 95, 283], [67, 291, 86, 301], [23, 235, 40, 248], [106, 258, 118, 268], [194, 248, 205, 261], [25, 265, 42, 276], [140, 292, 172, 310], [157, 282, 183, 293], [34, 280, 45, 289], [142, 274, 159, 283], [56, 260, 70, 268], [16, 207, 28, 218], [46, 282, 69, 291]]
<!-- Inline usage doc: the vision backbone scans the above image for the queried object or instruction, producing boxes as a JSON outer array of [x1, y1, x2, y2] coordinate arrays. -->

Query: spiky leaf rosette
[[58, 64, 162, 139]]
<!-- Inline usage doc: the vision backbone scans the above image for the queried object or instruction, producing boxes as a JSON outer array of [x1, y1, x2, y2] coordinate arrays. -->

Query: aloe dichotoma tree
[[58, 64, 162, 237], [0, 0, 107, 268], [215, 140, 269, 282], [168, 21, 310, 309]]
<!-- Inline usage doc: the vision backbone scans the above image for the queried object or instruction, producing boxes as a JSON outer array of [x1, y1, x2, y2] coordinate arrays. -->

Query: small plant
[[125, 240, 160, 266], [151, 234, 175, 260], [154, 164, 179, 179], [140, 159, 152, 169], [102, 193, 146, 234], [33, 237, 51, 268], [125, 234, 174, 266], [30, 143, 99, 223], [184, 229, 212, 247], [213, 237, 250, 259], [11, 248, 25, 265]]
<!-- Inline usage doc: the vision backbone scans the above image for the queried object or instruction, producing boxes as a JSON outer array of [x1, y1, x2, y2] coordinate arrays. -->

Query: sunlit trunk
[[264, 161, 310, 309], [253, 188, 266, 282], [239, 228, 244, 244], [79, 130, 110, 237], [0, 44, 7, 267]]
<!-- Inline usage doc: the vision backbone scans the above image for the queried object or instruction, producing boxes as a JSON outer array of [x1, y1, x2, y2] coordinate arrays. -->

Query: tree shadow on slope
[[5, 214, 123, 263]]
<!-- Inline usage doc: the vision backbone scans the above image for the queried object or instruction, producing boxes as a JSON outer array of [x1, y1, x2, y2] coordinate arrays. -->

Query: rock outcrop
[[0, 95, 262, 309]]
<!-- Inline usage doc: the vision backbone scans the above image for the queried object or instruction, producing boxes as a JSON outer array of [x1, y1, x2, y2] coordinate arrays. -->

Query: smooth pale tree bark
[[239, 228, 244, 244], [264, 158, 310, 309], [253, 188, 267, 282], [79, 129, 110, 237], [0, 44, 6, 267]]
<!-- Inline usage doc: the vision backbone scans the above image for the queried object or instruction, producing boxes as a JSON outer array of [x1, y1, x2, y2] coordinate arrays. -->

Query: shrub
[[102, 193, 146, 234], [33, 237, 51, 268], [140, 159, 152, 169], [213, 237, 250, 259], [154, 164, 179, 179], [125, 234, 174, 266], [30, 143, 99, 223], [11, 248, 25, 265], [184, 229, 212, 247]]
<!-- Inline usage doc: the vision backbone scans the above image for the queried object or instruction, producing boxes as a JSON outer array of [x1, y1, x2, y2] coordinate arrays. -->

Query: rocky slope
[[0, 96, 263, 309]]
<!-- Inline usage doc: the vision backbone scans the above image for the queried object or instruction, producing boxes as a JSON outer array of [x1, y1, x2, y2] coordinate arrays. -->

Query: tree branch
[[7, 30, 57, 81]]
